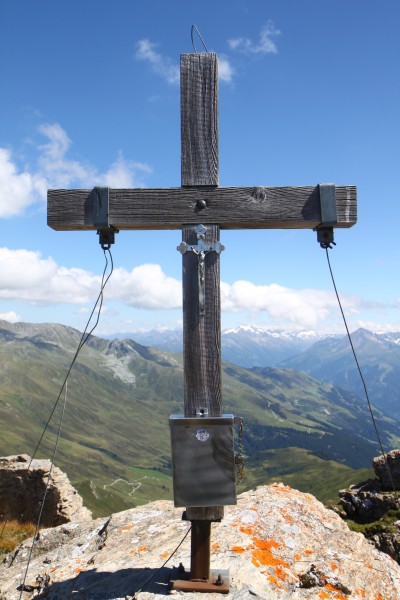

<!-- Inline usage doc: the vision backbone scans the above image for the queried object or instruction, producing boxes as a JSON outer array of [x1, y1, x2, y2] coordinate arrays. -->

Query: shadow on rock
[[33, 566, 172, 599]]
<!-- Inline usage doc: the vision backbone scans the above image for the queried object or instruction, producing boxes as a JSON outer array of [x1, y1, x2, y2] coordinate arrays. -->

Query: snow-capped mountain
[[109, 325, 336, 367]]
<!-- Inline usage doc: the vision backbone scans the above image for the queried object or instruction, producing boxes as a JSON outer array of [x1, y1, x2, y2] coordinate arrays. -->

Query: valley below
[[0, 319, 399, 517]]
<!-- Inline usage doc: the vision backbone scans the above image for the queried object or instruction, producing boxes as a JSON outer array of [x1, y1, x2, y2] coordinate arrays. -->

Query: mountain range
[[1, 319, 398, 517], [110, 325, 334, 366], [119, 325, 400, 419]]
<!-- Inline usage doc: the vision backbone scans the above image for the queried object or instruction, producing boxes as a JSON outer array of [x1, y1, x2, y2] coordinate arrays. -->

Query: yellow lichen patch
[[231, 546, 245, 554]]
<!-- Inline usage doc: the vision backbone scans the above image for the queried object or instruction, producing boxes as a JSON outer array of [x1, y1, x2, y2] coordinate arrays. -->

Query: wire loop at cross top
[[191, 24, 209, 53]]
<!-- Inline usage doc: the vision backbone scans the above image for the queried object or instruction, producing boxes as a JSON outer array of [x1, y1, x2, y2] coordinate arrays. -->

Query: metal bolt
[[196, 199, 207, 210], [215, 574, 223, 586]]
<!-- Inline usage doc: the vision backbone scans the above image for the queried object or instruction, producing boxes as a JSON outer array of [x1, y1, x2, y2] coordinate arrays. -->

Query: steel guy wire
[[134, 525, 192, 595], [28, 247, 114, 470], [18, 380, 69, 597], [325, 247, 398, 495], [17, 247, 114, 596]]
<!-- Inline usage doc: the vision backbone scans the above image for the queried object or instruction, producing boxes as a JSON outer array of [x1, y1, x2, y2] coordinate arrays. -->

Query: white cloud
[[0, 311, 21, 323], [0, 148, 46, 217], [217, 54, 234, 83], [221, 280, 363, 328], [0, 249, 181, 310], [228, 21, 281, 55], [0, 245, 371, 329], [108, 264, 182, 309], [0, 124, 152, 218], [135, 39, 180, 84], [135, 39, 234, 85]]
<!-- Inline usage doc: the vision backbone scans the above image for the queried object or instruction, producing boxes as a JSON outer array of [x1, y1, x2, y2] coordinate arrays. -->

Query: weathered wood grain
[[182, 224, 222, 419], [181, 53, 218, 186], [48, 185, 357, 230]]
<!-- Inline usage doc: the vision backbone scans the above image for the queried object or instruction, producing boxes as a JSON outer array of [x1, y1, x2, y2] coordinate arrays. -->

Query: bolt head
[[196, 199, 207, 209]]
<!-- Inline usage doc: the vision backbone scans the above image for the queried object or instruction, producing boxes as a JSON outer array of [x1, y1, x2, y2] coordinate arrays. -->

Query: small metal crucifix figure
[[177, 224, 225, 316]]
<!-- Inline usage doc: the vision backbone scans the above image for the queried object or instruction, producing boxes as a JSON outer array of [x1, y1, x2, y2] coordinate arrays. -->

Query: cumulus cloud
[[221, 280, 363, 328], [108, 264, 182, 309], [135, 39, 180, 84], [228, 21, 281, 55], [0, 246, 371, 329], [135, 38, 234, 85], [0, 124, 152, 218], [217, 55, 234, 83], [0, 310, 21, 323], [0, 148, 46, 217], [0, 248, 181, 310]]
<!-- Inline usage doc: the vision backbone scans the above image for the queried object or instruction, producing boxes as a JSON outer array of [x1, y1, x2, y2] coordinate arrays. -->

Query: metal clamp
[[93, 187, 119, 250], [314, 183, 337, 249]]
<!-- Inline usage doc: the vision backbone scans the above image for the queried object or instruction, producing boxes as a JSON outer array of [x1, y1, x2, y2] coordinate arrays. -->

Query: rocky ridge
[[1, 484, 400, 599], [0, 455, 91, 527], [337, 449, 400, 565]]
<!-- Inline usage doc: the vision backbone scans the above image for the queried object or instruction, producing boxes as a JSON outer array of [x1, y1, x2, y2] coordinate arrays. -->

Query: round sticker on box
[[196, 428, 210, 442]]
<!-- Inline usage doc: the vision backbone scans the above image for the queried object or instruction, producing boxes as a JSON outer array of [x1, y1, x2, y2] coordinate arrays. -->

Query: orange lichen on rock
[[212, 543, 220, 550], [231, 546, 245, 554], [118, 524, 134, 533], [318, 591, 330, 599], [324, 584, 349, 600], [160, 551, 169, 559], [238, 522, 291, 584], [138, 545, 148, 553], [268, 574, 284, 589], [281, 510, 295, 524], [251, 539, 290, 575]]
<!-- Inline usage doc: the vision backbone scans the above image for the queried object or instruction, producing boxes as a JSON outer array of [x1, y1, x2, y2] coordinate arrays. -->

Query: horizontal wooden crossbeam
[[48, 185, 356, 231]]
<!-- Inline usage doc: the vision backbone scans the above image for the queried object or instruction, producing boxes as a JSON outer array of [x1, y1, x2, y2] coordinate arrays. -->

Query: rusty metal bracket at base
[[170, 568, 230, 594]]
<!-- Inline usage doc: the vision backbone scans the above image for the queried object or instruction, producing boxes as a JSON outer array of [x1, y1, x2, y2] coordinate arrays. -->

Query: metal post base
[[170, 568, 230, 594]]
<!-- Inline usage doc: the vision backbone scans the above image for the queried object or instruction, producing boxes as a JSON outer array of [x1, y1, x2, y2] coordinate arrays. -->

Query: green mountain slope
[[0, 320, 396, 516]]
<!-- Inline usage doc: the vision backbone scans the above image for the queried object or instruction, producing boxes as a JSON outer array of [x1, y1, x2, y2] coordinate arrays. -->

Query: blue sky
[[0, 0, 399, 335]]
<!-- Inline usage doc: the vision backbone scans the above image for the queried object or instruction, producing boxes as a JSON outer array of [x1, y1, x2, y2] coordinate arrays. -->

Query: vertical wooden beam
[[180, 53, 224, 580], [182, 223, 222, 418], [180, 53, 219, 187]]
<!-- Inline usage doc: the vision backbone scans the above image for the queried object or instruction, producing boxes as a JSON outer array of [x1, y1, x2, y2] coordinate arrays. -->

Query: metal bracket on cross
[[314, 183, 337, 249], [92, 187, 119, 250], [177, 225, 225, 316]]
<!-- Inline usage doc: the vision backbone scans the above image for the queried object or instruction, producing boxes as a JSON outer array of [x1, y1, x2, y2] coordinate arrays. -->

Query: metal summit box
[[169, 414, 237, 508]]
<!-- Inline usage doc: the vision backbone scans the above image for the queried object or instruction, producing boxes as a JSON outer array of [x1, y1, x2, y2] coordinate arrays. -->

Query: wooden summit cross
[[48, 53, 357, 591]]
